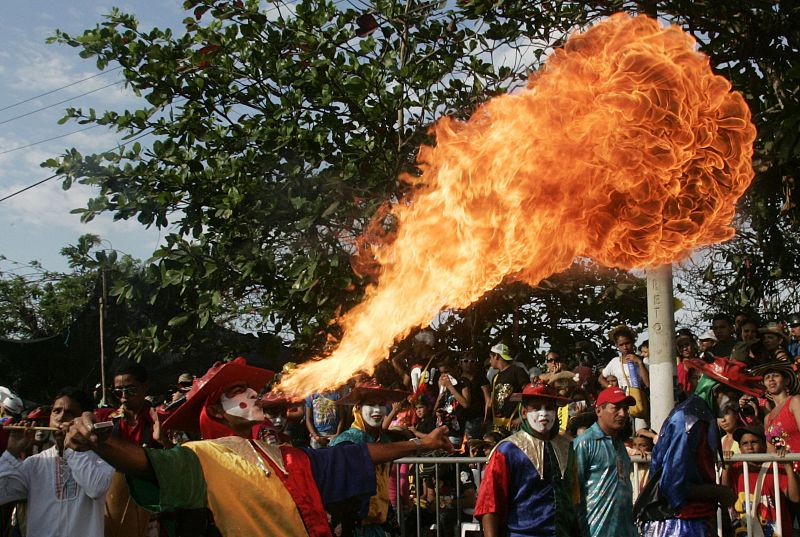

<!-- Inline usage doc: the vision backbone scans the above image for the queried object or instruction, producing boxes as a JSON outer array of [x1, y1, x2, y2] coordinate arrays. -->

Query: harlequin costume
[[330, 381, 410, 537], [641, 358, 763, 537], [126, 358, 377, 537], [474, 383, 578, 537]]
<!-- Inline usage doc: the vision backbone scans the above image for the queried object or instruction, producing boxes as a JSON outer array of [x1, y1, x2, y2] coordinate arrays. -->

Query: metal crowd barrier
[[393, 453, 800, 537]]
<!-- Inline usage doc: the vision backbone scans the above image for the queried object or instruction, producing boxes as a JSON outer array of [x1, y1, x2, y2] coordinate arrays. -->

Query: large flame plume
[[279, 14, 756, 395]]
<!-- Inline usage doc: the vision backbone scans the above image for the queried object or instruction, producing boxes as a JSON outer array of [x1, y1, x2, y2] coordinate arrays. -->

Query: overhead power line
[[0, 66, 123, 113], [0, 128, 155, 204], [0, 174, 59, 203], [0, 80, 123, 127], [0, 125, 102, 156]]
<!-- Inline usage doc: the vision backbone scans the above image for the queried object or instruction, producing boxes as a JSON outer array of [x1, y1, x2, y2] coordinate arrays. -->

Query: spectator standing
[[721, 425, 800, 537], [675, 334, 699, 395], [0, 387, 23, 455], [475, 382, 576, 537], [544, 350, 567, 375], [573, 387, 637, 537], [639, 358, 760, 537], [305, 388, 344, 448], [459, 354, 491, 440], [599, 326, 650, 391], [488, 344, 530, 432], [788, 313, 800, 361], [599, 326, 649, 428], [758, 322, 792, 362], [753, 361, 800, 471], [95, 361, 162, 537], [708, 314, 736, 358], [697, 330, 717, 354], [717, 404, 740, 458], [434, 357, 470, 448], [0, 387, 114, 537]]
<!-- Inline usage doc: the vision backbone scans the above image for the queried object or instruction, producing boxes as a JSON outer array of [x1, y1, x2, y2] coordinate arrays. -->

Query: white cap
[[699, 330, 717, 342], [0, 386, 23, 415]]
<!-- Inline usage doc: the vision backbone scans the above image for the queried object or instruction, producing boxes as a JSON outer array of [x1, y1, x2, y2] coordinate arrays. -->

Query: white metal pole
[[646, 264, 676, 432]]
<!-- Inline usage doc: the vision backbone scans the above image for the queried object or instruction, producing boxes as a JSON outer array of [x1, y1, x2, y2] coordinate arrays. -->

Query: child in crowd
[[722, 425, 800, 537]]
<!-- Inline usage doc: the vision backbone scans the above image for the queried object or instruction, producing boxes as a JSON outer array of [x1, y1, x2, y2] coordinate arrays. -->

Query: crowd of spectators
[[0, 311, 799, 536]]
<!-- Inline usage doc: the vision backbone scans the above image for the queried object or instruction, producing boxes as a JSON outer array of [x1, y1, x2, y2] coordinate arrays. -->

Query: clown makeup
[[525, 403, 557, 434], [361, 403, 388, 428], [220, 387, 265, 422]]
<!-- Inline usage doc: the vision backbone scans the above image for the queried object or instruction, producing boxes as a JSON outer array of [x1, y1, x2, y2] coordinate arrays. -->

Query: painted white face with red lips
[[361, 403, 387, 428], [526, 405, 557, 434], [221, 387, 265, 422]]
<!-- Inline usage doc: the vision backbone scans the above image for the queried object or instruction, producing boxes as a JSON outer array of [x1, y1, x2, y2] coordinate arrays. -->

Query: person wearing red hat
[[637, 357, 762, 537], [474, 381, 576, 537], [573, 387, 637, 537], [66, 358, 452, 537]]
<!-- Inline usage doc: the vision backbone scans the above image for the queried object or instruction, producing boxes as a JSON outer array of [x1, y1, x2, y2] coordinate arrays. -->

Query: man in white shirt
[[0, 387, 114, 537]]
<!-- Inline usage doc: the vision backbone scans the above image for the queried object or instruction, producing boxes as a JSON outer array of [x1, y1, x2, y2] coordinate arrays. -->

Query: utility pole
[[98, 268, 108, 407], [646, 264, 675, 431]]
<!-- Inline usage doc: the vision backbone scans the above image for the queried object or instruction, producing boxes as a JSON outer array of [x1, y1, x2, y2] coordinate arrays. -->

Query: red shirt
[[95, 404, 159, 447]]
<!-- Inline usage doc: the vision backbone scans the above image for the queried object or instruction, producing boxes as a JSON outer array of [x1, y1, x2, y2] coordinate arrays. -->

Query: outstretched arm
[[66, 412, 155, 481], [366, 426, 452, 464]]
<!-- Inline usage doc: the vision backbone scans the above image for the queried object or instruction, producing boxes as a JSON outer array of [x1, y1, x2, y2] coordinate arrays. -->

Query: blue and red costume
[[475, 430, 576, 537]]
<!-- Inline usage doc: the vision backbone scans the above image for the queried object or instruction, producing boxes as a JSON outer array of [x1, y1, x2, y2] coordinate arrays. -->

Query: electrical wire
[[0, 66, 123, 113], [0, 125, 102, 156], [0, 80, 123, 127], [0, 128, 155, 204]]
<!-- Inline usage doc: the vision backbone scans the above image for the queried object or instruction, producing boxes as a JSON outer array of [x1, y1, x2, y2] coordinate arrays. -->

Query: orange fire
[[278, 13, 756, 395]]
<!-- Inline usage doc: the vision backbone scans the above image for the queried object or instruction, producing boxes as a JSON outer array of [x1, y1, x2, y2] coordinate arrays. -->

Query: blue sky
[[0, 2, 188, 274]]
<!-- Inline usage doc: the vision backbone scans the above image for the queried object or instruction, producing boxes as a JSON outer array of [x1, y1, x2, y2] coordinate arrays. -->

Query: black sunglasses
[[113, 386, 139, 397], [460, 358, 477, 363]]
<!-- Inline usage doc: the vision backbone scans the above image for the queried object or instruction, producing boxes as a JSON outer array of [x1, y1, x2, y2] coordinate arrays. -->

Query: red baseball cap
[[596, 387, 636, 407]]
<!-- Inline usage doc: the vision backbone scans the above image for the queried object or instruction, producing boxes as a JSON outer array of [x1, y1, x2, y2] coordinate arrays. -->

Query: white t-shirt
[[601, 356, 650, 390], [0, 446, 114, 537]]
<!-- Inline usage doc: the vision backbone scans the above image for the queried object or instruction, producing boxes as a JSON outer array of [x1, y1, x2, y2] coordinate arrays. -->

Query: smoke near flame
[[279, 14, 756, 395]]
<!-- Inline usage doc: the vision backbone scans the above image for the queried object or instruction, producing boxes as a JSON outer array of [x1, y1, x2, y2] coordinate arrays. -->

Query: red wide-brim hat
[[260, 391, 304, 410], [162, 357, 274, 432], [338, 380, 411, 405], [510, 382, 571, 404], [685, 357, 764, 398]]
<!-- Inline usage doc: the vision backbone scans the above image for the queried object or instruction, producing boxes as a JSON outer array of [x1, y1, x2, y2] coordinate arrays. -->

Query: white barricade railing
[[393, 453, 800, 537]]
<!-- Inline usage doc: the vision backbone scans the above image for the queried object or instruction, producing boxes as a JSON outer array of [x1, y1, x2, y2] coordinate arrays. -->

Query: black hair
[[711, 314, 732, 325], [53, 386, 95, 413], [566, 411, 597, 437], [639, 340, 649, 349], [114, 361, 149, 384]]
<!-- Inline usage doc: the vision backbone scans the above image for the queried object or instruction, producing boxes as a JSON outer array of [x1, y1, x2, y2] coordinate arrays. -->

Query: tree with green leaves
[[44, 0, 799, 363]]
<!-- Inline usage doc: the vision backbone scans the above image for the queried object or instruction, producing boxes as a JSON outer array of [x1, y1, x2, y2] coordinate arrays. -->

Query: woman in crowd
[[754, 361, 800, 470]]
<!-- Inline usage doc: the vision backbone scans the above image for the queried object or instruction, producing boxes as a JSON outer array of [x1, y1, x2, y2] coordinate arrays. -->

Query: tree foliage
[[43, 0, 800, 361]]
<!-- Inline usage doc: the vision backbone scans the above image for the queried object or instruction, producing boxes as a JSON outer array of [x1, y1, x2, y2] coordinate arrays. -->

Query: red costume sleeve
[[474, 448, 509, 524]]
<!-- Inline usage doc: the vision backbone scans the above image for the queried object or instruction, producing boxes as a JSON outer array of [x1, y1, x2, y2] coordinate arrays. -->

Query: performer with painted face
[[330, 380, 412, 537], [65, 358, 452, 537], [474, 382, 577, 537], [638, 357, 763, 537]]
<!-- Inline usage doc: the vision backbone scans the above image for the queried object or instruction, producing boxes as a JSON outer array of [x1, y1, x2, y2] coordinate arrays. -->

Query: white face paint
[[220, 387, 265, 422], [361, 403, 387, 428], [526, 405, 557, 434]]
